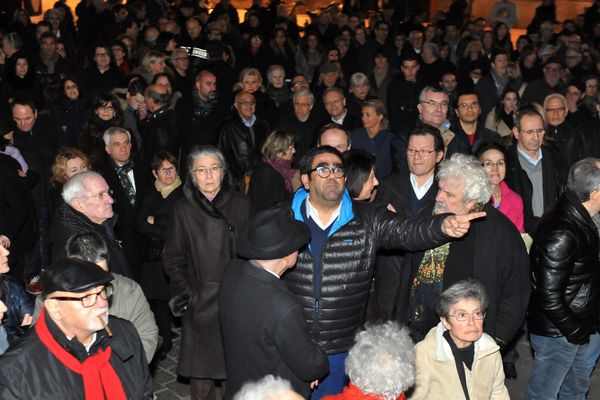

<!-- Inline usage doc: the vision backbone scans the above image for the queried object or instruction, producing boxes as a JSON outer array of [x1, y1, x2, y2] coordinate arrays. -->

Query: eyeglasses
[[407, 148, 436, 157], [481, 160, 505, 168], [192, 165, 223, 175], [457, 101, 479, 109], [420, 100, 449, 108], [52, 285, 113, 308], [98, 105, 115, 111], [545, 107, 566, 113], [448, 310, 486, 321], [237, 100, 256, 106], [292, 80, 307, 87], [79, 189, 113, 201], [310, 165, 345, 178], [174, 57, 188, 61], [519, 128, 545, 136], [158, 166, 176, 174]]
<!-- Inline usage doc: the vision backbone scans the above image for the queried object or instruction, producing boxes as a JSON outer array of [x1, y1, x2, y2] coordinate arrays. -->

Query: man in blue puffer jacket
[[283, 145, 485, 399]]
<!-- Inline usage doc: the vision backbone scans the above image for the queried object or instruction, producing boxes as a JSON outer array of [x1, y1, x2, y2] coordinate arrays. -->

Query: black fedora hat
[[237, 207, 310, 260]]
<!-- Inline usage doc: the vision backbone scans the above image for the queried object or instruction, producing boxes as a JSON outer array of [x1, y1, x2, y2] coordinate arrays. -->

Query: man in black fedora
[[219, 207, 329, 400]]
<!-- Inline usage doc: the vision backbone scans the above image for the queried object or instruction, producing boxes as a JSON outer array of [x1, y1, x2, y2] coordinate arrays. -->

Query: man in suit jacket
[[374, 125, 444, 320], [96, 127, 148, 278], [219, 208, 329, 399]]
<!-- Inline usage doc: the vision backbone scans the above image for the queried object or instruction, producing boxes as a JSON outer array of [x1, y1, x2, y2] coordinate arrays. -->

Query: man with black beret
[[219, 207, 329, 399], [0, 257, 152, 399]]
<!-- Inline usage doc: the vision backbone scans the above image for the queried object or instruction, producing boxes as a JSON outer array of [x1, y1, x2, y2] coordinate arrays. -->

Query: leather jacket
[[528, 191, 600, 344]]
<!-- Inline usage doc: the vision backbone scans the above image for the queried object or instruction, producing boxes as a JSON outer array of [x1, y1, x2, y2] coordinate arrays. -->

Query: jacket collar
[[291, 188, 354, 237], [433, 322, 499, 363]]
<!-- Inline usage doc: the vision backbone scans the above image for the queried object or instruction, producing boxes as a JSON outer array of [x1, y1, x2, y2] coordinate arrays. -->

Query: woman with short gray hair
[[410, 280, 509, 400], [163, 145, 251, 398]]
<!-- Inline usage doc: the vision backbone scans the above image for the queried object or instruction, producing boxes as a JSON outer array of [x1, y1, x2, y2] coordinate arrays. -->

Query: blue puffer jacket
[[1, 276, 34, 346], [283, 189, 449, 354]]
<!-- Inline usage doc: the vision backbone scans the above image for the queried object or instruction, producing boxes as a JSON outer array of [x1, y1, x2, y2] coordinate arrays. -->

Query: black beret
[[41, 257, 114, 298]]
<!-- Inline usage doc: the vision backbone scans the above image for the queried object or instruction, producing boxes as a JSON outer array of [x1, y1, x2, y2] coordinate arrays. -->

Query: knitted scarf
[[264, 156, 296, 193], [35, 307, 126, 400], [155, 176, 182, 199]]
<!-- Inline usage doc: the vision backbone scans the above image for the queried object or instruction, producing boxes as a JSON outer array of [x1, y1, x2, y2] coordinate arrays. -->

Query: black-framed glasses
[[448, 310, 486, 321], [78, 189, 113, 201], [52, 285, 113, 308], [310, 165, 345, 178]]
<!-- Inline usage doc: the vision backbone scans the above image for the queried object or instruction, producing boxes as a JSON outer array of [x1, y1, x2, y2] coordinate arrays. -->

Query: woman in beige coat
[[410, 280, 509, 400]]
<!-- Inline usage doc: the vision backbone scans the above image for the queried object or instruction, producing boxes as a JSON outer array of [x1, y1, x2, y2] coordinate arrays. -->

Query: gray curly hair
[[233, 375, 298, 400], [345, 322, 415, 400], [437, 153, 492, 205]]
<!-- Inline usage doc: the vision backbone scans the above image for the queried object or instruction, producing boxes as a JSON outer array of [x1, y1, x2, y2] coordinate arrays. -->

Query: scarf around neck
[[35, 307, 126, 400], [265, 156, 296, 193], [155, 176, 182, 198]]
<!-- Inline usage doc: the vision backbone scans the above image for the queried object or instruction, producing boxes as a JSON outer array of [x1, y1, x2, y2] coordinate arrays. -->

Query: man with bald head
[[317, 123, 351, 153], [177, 70, 229, 176], [140, 83, 178, 164]]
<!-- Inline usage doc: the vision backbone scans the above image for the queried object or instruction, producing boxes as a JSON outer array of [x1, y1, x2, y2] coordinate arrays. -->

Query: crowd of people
[[1, 0, 600, 398]]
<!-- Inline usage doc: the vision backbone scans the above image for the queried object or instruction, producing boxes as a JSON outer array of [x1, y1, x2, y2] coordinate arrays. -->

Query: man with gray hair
[[324, 322, 415, 399], [275, 89, 326, 164], [49, 171, 132, 277], [526, 157, 600, 399], [401, 154, 529, 373]]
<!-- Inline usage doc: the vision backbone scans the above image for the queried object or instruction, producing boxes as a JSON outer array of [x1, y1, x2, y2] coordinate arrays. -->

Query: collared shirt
[[517, 146, 543, 166], [331, 110, 348, 125], [250, 260, 280, 279], [410, 173, 434, 200], [241, 114, 257, 128], [305, 194, 342, 230]]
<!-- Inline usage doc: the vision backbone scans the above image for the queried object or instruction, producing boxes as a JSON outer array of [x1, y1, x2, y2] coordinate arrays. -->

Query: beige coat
[[409, 323, 509, 400]]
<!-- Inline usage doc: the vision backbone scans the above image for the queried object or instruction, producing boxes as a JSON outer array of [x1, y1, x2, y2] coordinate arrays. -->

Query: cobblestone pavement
[[152, 328, 191, 400]]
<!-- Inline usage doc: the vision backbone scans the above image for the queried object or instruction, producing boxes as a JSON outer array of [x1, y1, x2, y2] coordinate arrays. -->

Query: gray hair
[[233, 375, 297, 400], [62, 171, 104, 204], [102, 127, 132, 146], [568, 157, 600, 202], [422, 42, 440, 58], [543, 93, 567, 110], [345, 322, 415, 400], [267, 64, 285, 82], [187, 145, 227, 182], [437, 154, 492, 205], [435, 279, 489, 318], [349, 72, 370, 90], [293, 89, 314, 105], [170, 47, 188, 63], [419, 85, 448, 103], [141, 50, 166, 72]]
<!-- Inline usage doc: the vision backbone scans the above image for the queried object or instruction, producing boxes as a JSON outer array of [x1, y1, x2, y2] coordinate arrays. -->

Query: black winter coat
[[528, 191, 600, 344], [220, 259, 329, 399], [139, 106, 179, 166], [285, 189, 450, 354], [49, 203, 132, 277], [0, 314, 152, 399], [505, 144, 566, 234], [217, 113, 270, 190], [248, 161, 291, 211]]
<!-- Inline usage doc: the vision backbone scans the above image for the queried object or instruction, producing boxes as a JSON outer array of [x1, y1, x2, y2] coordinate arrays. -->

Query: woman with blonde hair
[[235, 67, 276, 124], [132, 50, 170, 84], [47, 147, 91, 220], [350, 99, 394, 179]]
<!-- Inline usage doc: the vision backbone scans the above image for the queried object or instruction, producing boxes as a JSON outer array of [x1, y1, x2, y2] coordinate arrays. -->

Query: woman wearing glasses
[[163, 146, 251, 398], [477, 143, 524, 233], [410, 280, 509, 400], [136, 151, 183, 360]]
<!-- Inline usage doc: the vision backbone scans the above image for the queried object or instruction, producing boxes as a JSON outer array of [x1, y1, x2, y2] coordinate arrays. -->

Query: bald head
[[318, 126, 351, 153]]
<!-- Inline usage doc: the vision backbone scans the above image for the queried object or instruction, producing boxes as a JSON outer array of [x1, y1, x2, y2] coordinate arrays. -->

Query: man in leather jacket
[[525, 157, 600, 400], [285, 146, 485, 398], [218, 90, 270, 191]]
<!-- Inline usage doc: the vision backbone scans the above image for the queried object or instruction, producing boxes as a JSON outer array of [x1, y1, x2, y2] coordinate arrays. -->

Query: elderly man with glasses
[[0, 257, 153, 399], [50, 171, 132, 278]]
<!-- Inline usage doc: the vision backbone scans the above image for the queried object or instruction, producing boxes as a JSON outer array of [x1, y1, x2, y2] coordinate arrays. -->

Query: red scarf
[[322, 383, 407, 399], [35, 307, 126, 400]]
